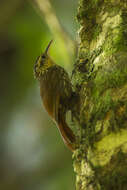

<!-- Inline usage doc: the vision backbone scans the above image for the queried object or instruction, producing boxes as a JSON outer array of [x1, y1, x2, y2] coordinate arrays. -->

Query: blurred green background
[[0, 0, 78, 189]]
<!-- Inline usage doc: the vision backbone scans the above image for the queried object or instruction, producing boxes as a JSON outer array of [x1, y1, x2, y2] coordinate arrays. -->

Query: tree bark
[[72, 0, 127, 189]]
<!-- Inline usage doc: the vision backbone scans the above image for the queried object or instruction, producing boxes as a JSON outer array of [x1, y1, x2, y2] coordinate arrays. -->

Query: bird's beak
[[45, 40, 53, 54]]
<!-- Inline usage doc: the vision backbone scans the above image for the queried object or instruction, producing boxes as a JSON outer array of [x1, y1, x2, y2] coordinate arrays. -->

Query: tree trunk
[[72, 0, 127, 189]]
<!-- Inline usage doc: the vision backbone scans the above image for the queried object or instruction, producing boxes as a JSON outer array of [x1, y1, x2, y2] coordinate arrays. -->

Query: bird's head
[[34, 40, 53, 79]]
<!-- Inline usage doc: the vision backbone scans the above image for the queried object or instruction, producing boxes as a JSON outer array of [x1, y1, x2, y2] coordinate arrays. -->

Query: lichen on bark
[[72, 0, 127, 189]]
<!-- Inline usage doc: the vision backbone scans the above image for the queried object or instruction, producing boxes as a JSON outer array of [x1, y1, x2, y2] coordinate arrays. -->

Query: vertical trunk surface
[[72, 0, 127, 189]]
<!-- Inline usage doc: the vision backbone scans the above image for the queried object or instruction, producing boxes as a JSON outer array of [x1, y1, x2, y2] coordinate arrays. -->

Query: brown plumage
[[34, 40, 76, 151]]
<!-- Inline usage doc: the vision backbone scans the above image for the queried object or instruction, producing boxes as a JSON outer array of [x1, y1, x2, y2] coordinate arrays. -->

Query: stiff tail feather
[[58, 113, 76, 151]]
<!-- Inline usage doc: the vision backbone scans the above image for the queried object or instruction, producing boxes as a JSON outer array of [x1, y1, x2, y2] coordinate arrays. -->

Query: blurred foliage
[[0, 0, 78, 189]]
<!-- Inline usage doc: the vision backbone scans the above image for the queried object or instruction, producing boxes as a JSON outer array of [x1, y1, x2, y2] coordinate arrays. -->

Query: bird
[[34, 40, 76, 151]]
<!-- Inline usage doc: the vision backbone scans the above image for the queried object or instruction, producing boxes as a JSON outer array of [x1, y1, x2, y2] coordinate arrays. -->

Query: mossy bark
[[72, 0, 127, 189]]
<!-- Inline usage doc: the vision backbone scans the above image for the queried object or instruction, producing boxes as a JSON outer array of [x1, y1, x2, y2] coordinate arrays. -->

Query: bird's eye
[[41, 55, 45, 59]]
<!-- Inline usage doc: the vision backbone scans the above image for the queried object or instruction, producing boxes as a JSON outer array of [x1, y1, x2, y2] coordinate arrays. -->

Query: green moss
[[93, 129, 127, 166], [95, 150, 127, 189], [101, 170, 127, 190], [92, 24, 102, 40], [106, 5, 120, 16], [76, 0, 127, 145], [92, 0, 101, 5], [80, 90, 113, 146], [103, 32, 127, 55], [92, 61, 127, 95], [81, 63, 127, 144], [103, 13, 127, 55], [77, 0, 102, 43], [92, 89, 113, 119]]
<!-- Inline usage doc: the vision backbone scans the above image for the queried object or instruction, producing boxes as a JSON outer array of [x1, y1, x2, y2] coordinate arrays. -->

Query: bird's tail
[[57, 112, 76, 151]]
